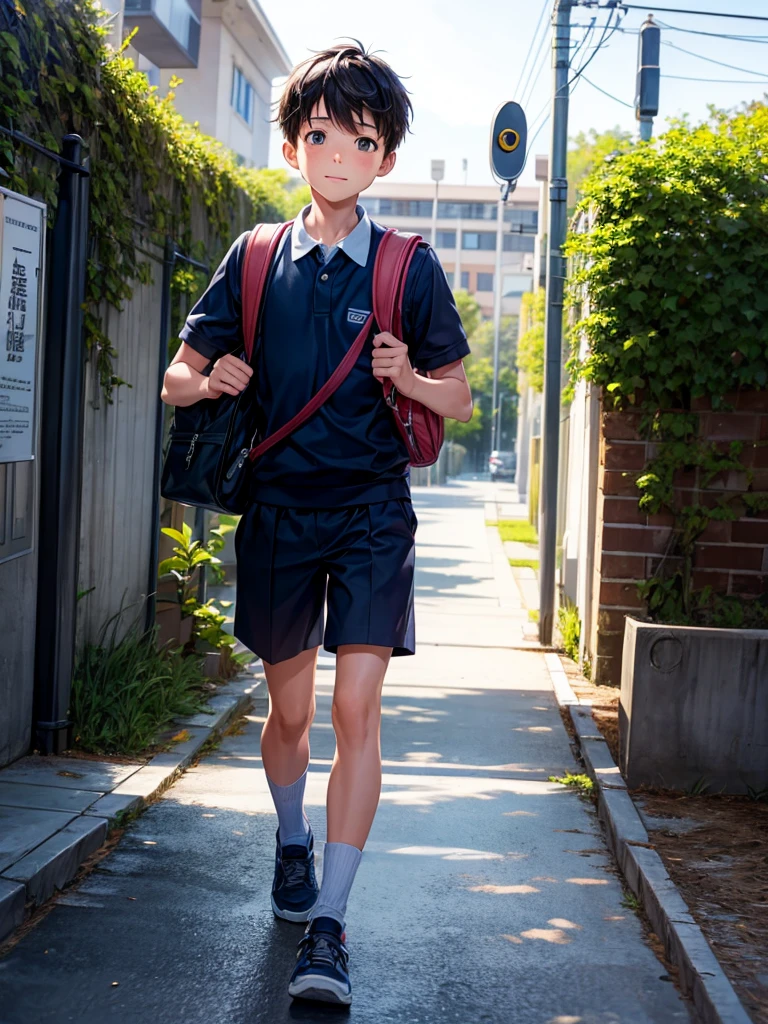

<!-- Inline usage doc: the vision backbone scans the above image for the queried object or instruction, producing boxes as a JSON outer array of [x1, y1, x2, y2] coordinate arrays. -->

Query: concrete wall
[[620, 617, 768, 793]]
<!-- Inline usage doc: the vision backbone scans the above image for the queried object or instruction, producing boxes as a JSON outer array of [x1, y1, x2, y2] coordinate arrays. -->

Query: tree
[[452, 289, 482, 341], [567, 126, 633, 215], [516, 290, 545, 393], [469, 315, 518, 371]]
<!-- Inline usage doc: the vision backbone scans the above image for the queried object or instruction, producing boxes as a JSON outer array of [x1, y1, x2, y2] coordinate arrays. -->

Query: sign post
[[489, 101, 527, 459]]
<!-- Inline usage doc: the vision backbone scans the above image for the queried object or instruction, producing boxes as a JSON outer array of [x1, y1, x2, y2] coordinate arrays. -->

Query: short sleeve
[[401, 242, 471, 371], [178, 230, 249, 361]]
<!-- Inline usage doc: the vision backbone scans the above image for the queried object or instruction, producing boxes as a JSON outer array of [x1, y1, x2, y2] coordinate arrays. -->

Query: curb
[[544, 654, 752, 1024], [0, 671, 262, 945]]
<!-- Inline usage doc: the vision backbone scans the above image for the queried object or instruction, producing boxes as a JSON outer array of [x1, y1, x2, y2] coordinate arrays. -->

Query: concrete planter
[[620, 617, 768, 794]]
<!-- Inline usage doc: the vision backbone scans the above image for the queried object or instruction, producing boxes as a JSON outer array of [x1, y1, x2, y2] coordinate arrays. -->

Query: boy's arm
[[372, 337, 472, 421], [371, 242, 473, 422], [161, 343, 252, 407], [161, 231, 251, 407]]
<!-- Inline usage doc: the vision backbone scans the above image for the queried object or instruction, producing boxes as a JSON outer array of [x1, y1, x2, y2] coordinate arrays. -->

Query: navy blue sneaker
[[271, 826, 319, 922], [288, 915, 351, 1005]]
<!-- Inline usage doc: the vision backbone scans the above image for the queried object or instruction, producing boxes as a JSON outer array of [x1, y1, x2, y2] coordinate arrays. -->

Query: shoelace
[[301, 932, 348, 971], [281, 854, 313, 887]]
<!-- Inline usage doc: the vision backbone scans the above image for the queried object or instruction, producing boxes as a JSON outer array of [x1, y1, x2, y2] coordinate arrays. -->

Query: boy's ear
[[376, 150, 397, 178], [283, 140, 300, 171]]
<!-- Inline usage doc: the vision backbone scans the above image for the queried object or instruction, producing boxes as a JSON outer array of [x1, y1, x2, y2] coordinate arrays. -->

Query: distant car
[[489, 450, 516, 481]]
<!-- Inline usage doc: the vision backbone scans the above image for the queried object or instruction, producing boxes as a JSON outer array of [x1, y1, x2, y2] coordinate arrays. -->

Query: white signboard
[[0, 189, 45, 463]]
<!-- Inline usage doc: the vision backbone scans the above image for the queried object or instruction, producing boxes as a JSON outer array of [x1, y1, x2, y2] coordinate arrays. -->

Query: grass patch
[[621, 891, 641, 912], [548, 772, 595, 797], [71, 606, 210, 757], [509, 558, 540, 570], [497, 519, 538, 544], [558, 601, 581, 662]]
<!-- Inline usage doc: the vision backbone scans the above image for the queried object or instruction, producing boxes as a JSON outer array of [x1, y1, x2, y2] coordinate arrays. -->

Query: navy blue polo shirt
[[179, 206, 470, 508]]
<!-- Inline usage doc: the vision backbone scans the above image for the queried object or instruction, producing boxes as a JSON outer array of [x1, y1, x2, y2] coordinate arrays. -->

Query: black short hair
[[276, 40, 413, 156]]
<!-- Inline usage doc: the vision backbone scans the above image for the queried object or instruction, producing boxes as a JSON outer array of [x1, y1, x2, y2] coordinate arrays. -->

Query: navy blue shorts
[[233, 498, 418, 665]]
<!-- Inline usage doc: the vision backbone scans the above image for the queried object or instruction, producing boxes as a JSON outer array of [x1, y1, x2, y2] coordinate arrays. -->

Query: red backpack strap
[[241, 221, 293, 361], [372, 228, 423, 338]]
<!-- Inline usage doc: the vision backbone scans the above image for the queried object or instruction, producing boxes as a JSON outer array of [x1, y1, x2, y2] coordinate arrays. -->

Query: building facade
[[110, 0, 291, 168], [359, 181, 540, 318]]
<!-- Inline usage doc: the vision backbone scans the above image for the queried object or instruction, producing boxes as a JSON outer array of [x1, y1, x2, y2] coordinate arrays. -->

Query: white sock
[[308, 842, 363, 929], [266, 766, 311, 848]]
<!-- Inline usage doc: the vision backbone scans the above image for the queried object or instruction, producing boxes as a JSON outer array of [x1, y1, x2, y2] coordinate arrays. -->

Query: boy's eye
[[307, 130, 326, 145], [357, 138, 377, 153]]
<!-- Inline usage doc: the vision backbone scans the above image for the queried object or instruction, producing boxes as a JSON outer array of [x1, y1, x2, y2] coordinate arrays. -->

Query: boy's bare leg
[[261, 646, 319, 785], [327, 643, 392, 848]]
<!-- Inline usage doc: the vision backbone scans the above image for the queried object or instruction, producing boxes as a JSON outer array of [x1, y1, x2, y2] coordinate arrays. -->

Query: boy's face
[[283, 97, 396, 202]]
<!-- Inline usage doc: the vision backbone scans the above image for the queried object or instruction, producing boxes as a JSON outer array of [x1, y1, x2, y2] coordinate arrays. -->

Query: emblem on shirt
[[347, 307, 370, 324]]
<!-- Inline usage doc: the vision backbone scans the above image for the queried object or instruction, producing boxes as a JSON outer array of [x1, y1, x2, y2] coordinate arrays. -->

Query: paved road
[[0, 480, 693, 1023]]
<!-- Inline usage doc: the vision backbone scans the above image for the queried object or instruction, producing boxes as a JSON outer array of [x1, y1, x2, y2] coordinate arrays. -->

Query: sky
[[259, 0, 768, 190]]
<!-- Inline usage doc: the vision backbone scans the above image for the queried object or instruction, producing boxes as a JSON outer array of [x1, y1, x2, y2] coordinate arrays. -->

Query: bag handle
[[249, 311, 373, 461], [372, 229, 422, 337], [241, 221, 293, 362]]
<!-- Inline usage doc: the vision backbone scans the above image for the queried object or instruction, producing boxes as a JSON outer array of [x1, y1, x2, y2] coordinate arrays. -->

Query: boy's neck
[[303, 189, 362, 248]]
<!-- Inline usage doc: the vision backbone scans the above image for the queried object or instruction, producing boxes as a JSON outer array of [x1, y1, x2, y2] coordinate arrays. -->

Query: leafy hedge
[[566, 104, 768, 626], [0, 0, 306, 398], [566, 105, 768, 409]]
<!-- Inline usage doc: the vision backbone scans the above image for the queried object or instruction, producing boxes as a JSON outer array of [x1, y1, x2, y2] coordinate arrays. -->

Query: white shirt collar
[[290, 202, 371, 268]]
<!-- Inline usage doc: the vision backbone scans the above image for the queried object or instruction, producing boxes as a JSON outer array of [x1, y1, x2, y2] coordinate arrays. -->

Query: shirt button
[[320, 272, 329, 282]]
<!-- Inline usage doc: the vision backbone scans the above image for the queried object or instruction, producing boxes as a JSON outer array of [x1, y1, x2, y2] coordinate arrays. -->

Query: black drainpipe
[[33, 134, 90, 754]]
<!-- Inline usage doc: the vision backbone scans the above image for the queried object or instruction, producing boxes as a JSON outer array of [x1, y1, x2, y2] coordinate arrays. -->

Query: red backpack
[[242, 221, 444, 468]]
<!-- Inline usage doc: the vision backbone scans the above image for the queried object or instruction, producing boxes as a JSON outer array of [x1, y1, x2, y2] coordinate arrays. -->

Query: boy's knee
[[270, 701, 315, 738], [331, 694, 379, 745]]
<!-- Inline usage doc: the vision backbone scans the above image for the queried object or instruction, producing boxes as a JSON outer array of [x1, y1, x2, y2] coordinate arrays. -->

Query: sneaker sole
[[271, 895, 318, 923], [288, 974, 352, 1005]]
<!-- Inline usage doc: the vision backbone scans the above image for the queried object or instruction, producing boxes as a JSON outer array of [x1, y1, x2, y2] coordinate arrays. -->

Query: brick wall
[[591, 392, 768, 685]]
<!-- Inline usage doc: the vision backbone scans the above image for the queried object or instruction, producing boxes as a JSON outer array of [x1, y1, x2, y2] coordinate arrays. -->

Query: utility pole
[[454, 158, 467, 290], [636, 15, 660, 141], [539, 0, 572, 647], [430, 159, 445, 247], [490, 194, 505, 455]]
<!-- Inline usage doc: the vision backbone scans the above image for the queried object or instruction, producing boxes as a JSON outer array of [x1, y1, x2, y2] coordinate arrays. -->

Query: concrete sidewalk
[[0, 480, 693, 1023]]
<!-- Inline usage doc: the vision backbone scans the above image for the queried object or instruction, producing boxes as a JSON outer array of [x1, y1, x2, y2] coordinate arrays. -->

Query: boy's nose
[[333, 152, 342, 164]]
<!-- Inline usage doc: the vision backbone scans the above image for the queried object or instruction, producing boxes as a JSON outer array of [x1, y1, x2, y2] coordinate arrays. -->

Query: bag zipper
[[225, 448, 250, 481], [184, 433, 198, 470]]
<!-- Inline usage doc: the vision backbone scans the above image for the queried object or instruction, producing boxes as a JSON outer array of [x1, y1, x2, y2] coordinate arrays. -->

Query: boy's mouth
[[325, 175, 348, 181]]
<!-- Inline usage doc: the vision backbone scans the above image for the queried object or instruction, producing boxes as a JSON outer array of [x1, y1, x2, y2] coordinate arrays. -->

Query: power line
[[616, 3, 768, 22], [520, 11, 555, 108], [656, 19, 768, 42], [580, 73, 634, 107], [514, 0, 550, 102], [662, 39, 768, 76], [567, 7, 623, 87], [662, 73, 768, 83]]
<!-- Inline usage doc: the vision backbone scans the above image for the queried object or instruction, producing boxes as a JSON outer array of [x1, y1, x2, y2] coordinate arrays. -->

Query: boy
[[161, 40, 473, 1005]]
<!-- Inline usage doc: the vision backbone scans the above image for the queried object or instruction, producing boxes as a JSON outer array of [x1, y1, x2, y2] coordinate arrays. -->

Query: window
[[462, 231, 496, 251], [231, 66, 254, 126], [477, 273, 494, 292], [435, 230, 456, 249], [505, 208, 539, 231], [461, 270, 470, 290], [503, 234, 535, 252], [503, 273, 533, 297], [444, 271, 454, 288]]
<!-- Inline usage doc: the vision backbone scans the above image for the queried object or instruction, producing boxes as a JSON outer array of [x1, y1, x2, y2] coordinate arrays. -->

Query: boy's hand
[[372, 332, 417, 396], [206, 353, 253, 399]]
